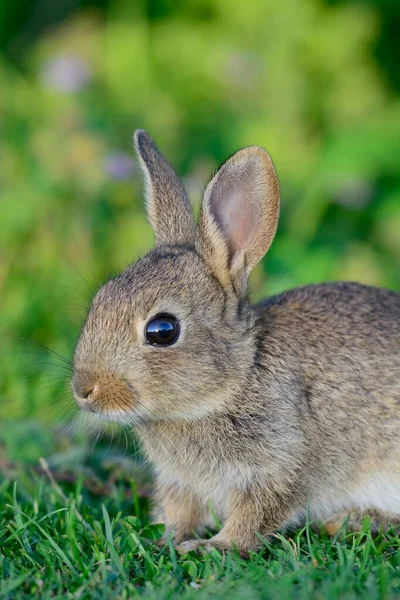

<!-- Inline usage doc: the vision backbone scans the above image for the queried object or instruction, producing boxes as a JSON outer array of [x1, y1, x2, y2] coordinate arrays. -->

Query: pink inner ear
[[210, 164, 260, 258]]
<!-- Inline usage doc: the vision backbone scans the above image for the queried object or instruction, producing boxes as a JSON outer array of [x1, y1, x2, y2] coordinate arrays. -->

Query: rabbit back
[[255, 281, 400, 520]]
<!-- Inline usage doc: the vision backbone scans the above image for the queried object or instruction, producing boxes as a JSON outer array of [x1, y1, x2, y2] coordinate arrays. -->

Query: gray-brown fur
[[322, 509, 400, 536], [134, 130, 196, 246], [72, 131, 400, 556]]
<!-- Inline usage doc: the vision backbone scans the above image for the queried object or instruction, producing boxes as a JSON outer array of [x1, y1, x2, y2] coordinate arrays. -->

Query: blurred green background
[[1, 0, 400, 431]]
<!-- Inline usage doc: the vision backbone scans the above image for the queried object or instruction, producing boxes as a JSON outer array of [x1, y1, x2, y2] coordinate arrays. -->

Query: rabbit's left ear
[[196, 146, 280, 295], [134, 130, 196, 246]]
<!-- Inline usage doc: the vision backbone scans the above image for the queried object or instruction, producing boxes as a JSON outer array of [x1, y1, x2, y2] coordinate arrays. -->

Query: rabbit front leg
[[176, 484, 299, 556], [152, 478, 201, 545]]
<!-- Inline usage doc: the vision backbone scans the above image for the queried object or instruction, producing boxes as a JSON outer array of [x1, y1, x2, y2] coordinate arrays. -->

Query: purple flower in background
[[225, 51, 261, 90], [333, 177, 374, 209], [40, 55, 92, 92], [104, 151, 137, 181]]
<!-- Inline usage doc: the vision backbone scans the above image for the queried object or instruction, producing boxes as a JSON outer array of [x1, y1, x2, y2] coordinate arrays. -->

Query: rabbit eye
[[145, 314, 180, 346]]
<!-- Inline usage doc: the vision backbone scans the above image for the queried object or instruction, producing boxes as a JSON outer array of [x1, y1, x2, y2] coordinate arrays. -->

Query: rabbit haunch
[[72, 130, 400, 555]]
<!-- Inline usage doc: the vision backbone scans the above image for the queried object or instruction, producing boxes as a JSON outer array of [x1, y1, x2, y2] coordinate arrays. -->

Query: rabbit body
[[142, 280, 400, 552], [72, 131, 400, 554]]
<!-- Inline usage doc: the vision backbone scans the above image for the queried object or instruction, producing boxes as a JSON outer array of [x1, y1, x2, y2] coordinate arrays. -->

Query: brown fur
[[322, 509, 400, 537], [72, 131, 400, 556]]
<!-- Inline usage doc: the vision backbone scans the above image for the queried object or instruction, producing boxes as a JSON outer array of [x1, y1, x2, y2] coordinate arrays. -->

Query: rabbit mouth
[[71, 369, 137, 421]]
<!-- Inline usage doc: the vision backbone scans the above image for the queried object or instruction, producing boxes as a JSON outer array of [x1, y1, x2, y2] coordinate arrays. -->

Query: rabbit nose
[[82, 385, 97, 400], [72, 372, 99, 405]]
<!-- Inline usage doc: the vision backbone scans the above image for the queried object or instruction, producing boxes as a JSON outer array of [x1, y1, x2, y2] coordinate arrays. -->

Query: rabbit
[[72, 129, 400, 556]]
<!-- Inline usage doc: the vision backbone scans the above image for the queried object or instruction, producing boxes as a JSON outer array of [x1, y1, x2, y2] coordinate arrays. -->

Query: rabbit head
[[72, 130, 280, 423]]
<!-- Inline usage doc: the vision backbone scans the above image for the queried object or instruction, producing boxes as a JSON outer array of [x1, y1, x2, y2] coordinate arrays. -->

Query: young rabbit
[[72, 130, 400, 555]]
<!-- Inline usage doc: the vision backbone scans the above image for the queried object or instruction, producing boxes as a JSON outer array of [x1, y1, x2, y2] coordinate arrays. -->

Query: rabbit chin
[[89, 399, 225, 425], [88, 405, 147, 426]]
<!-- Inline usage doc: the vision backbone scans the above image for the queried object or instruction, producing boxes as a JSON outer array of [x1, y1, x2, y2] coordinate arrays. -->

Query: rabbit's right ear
[[196, 146, 280, 296], [134, 130, 196, 246]]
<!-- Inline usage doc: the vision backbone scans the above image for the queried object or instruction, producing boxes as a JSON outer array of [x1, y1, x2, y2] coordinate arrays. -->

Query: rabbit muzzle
[[71, 368, 136, 419]]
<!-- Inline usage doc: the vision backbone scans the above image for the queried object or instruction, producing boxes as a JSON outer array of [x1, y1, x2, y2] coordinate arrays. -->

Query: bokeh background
[[1, 0, 400, 460]]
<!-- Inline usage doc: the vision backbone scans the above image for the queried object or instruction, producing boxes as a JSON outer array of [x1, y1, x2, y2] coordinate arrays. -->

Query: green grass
[[1, 424, 400, 600]]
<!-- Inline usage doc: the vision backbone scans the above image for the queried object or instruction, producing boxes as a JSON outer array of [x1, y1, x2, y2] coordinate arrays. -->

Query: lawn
[[1, 421, 400, 600]]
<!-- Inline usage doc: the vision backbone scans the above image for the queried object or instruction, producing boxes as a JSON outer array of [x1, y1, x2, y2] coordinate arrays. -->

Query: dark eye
[[145, 314, 180, 346]]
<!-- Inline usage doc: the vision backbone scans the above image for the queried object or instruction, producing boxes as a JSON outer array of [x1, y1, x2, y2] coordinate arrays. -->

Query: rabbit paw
[[176, 534, 262, 557], [176, 538, 235, 555]]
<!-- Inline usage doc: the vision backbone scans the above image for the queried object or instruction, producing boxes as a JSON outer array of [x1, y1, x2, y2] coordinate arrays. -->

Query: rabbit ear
[[196, 146, 280, 294], [134, 130, 196, 246]]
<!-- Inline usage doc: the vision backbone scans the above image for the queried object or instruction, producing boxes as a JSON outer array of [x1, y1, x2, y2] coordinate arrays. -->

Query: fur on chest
[[155, 452, 256, 520], [142, 429, 256, 507]]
